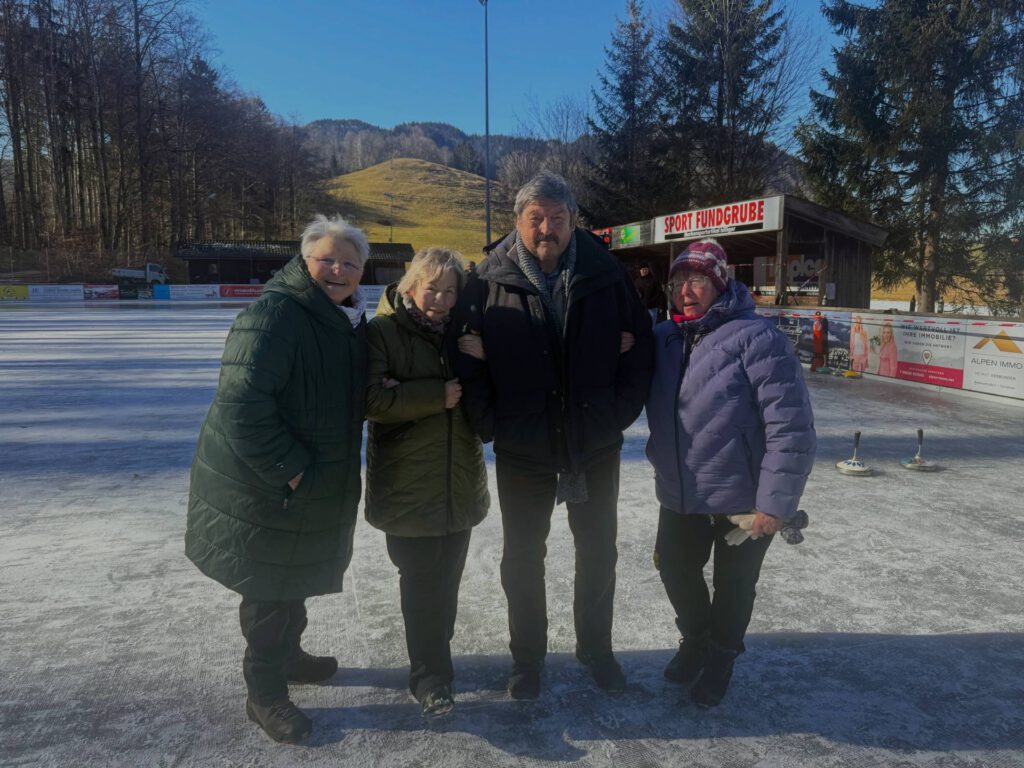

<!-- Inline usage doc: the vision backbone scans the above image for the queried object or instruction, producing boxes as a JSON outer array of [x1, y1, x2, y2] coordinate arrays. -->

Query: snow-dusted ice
[[1, 303, 1023, 767]]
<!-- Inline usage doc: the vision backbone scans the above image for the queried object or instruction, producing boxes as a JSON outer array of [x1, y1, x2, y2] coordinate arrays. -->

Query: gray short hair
[[300, 214, 370, 265], [514, 170, 579, 220], [397, 246, 466, 296]]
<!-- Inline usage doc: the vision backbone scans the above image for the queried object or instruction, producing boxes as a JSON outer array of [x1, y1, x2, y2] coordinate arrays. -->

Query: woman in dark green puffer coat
[[185, 215, 369, 744], [365, 247, 489, 718]]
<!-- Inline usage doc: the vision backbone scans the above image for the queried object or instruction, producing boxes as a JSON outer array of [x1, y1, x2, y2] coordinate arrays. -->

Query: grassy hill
[[321, 158, 514, 263]]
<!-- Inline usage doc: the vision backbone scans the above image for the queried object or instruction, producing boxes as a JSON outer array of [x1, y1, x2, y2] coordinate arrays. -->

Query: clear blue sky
[[194, 0, 839, 136]]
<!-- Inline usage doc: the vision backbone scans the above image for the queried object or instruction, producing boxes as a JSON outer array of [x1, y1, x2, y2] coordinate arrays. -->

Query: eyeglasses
[[313, 257, 362, 273], [669, 275, 711, 290]]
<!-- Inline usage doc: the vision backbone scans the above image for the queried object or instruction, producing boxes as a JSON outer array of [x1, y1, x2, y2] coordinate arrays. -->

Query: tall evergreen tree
[[588, 0, 665, 224], [798, 0, 1024, 312], [660, 0, 796, 205]]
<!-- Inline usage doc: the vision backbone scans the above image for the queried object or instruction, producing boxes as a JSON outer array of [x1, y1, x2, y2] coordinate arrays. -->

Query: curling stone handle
[[853, 431, 861, 452], [917, 428, 924, 447]]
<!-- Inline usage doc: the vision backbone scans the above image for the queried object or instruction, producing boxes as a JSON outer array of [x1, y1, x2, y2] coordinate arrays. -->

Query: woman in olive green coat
[[365, 247, 489, 717], [185, 215, 369, 744]]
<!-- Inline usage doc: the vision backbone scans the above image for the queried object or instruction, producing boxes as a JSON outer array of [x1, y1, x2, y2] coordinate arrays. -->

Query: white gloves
[[725, 514, 758, 546], [725, 510, 810, 545]]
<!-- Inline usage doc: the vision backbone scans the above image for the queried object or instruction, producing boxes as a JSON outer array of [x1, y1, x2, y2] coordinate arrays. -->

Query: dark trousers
[[495, 452, 620, 668], [655, 507, 773, 652], [386, 529, 472, 701], [238, 597, 307, 704]]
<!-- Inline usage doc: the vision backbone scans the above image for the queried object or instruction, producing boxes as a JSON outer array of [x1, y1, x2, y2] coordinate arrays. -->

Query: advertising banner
[[0, 284, 29, 301], [169, 284, 220, 300], [613, 220, 654, 249], [765, 309, 851, 368], [219, 284, 263, 298], [843, 313, 965, 388], [962, 321, 1024, 400], [759, 307, 1024, 402], [84, 285, 119, 300], [893, 316, 965, 388], [655, 196, 783, 243], [29, 284, 84, 301]]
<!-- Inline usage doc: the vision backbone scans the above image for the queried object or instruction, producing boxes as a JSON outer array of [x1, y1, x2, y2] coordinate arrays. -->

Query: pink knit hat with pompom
[[668, 239, 729, 292]]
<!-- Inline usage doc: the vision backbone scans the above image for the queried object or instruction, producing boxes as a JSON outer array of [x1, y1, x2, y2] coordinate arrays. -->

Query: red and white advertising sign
[[655, 196, 783, 243], [84, 284, 119, 300], [219, 284, 263, 298], [848, 313, 966, 389]]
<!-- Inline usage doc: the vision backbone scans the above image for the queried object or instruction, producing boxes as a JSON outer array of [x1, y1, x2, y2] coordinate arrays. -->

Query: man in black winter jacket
[[453, 171, 654, 699]]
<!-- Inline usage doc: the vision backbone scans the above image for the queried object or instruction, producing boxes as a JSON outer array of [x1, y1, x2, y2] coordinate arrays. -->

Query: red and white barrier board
[[218, 285, 263, 298], [84, 285, 119, 300], [760, 307, 1024, 402]]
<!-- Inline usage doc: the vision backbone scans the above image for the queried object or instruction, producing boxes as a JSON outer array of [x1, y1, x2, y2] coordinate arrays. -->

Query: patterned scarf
[[514, 231, 577, 338], [402, 293, 449, 335]]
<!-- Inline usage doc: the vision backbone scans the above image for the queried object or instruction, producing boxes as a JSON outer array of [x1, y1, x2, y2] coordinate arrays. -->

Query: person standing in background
[[634, 262, 665, 324]]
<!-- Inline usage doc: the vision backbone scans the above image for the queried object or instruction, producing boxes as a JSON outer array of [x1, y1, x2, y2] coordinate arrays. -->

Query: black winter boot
[[576, 651, 627, 693], [507, 663, 542, 700], [285, 649, 338, 684], [245, 697, 313, 743], [664, 633, 709, 685], [420, 685, 455, 718], [690, 642, 738, 708]]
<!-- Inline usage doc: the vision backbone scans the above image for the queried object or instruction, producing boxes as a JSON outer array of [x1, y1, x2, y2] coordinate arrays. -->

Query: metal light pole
[[480, 0, 491, 246]]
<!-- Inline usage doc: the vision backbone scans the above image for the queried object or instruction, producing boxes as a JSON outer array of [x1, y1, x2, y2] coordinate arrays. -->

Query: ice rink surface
[[2, 303, 1023, 768]]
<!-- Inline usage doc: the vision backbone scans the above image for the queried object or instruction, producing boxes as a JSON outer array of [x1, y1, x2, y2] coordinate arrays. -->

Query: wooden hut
[[175, 240, 415, 286], [598, 195, 887, 308]]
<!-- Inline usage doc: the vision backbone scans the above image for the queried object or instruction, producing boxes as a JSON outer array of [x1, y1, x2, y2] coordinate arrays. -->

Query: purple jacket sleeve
[[741, 325, 816, 520]]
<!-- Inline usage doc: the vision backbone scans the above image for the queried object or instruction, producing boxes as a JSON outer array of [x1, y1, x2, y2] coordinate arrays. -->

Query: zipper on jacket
[[441, 350, 454, 529], [673, 330, 691, 509], [558, 285, 572, 474]]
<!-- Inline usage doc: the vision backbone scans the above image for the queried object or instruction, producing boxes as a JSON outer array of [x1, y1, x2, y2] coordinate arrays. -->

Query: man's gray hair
[[300, 214, 370, 265], [514, 170, 579, 220]]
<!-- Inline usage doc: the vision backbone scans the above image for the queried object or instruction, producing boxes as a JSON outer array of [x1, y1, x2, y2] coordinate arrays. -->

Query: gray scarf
[[513, 231, 587, 505], [514, 231, 577, 338]]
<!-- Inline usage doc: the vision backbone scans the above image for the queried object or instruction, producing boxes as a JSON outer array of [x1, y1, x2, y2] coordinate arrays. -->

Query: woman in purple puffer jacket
[[645, 238, 816, 708]]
